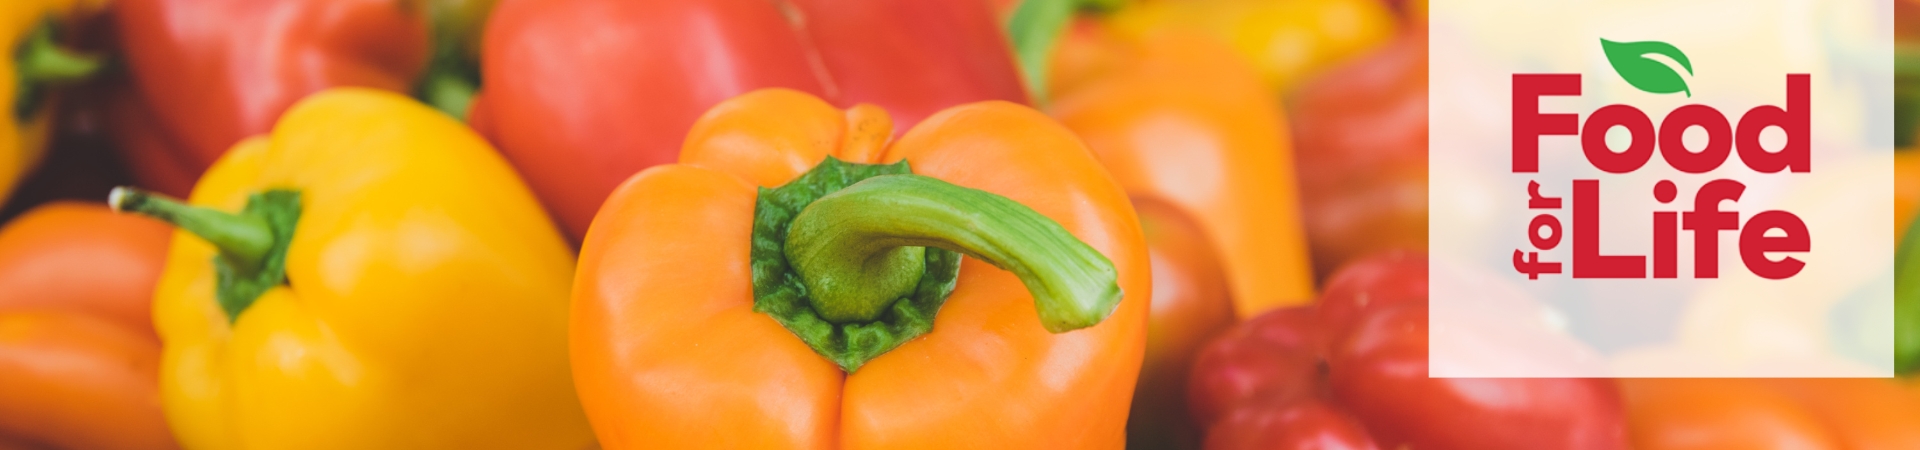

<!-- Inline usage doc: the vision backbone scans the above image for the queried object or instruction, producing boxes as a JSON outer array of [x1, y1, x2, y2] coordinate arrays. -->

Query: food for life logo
[[1427, 0, 1891, 378], [1511, 40, 1811, 281]]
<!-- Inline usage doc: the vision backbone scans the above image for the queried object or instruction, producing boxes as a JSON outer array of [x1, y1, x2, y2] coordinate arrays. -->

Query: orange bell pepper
[[1897, 150, 1917, 232], [1048, 30, 1315, 448], [0, 201, 176, 450], [571, 88, 1150, 448], [1623, 378, 1920, 450], [1053, 31, 1315, 316]]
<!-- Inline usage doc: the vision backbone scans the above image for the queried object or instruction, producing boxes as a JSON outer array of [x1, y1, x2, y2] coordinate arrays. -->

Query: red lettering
[[1659, 105, 1733, 173], [1653, 180, 1679, 279], [1735, 74, 1810, 173], [1513, 74, 1582, 172], [1582, 105, 1656, 173], [1573, 180, 1645, 278], [1740, 211, 1809, 279], [1683, 180, 1745, 278]]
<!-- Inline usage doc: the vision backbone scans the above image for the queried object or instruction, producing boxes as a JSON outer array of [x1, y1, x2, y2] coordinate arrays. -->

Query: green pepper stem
[[784, 175, 1122, 333], [1006, 0, 1073, 107], [110, 186, 274, 273], [15, 24, 102, 84], [419, 71, 477, 119]]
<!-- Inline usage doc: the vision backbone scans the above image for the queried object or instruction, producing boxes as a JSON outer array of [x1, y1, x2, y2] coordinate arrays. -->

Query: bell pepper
[[1045, 30, 1315, 448], [1188, 252, 1631, 450], [471, 0, 1029, 242], [107, 88, 592, 449], [1623, 378, 1920, 450], [1053, 31, 1315, 316], [106, 0, 494, 197], [1899, 150, 1918, 235], [1289, 30, 1428, 277], [1097, 0, 1396, 95], [0, 201, 175, 450], [2, 0, 104, 205], [1117, 197, 1237, 449], [571, 88, 1148, 448]]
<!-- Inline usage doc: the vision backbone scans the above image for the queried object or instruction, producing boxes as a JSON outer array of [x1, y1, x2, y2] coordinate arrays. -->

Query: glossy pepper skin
[[0, 202, 176, 450], [2, 0, 105, 205], [473, 0, 1029, 242], [1623, 378, 1920, 450], [1289, 31, 1428, 277], [115, 89, 592, 450], [107, 0, 429, 197], [1188, 252, 1631, 450], [572, 89, 1149, 449]]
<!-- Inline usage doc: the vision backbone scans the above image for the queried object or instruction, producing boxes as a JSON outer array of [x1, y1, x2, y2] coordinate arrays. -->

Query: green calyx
[[111, 187, 302, 324], [751, 157, 1124, 372], [13, 18, 103, 122]]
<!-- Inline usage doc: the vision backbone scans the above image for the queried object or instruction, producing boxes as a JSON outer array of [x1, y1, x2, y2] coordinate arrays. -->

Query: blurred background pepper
[[1045, 28, 1318, 448], [1623, 378, 1920, 450], [1120, 198, 1237, 450], [472, 0, 1029, 243], [2, 0, 105, 207], [1100, 0, 1395, 96], [0, 201, 176, 450], [1188, 252, 1631, 450], [1288, 29, 1428, 278]]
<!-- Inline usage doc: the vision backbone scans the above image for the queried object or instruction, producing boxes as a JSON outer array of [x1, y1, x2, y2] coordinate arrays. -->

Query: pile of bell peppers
[[0, 0, 1913, 449]]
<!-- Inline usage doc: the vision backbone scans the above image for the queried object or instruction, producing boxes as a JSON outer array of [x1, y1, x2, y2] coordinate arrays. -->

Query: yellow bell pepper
[[109, 88, 593, 450], [2, 0, 104, 203], [1103, 0, 1396, 94]]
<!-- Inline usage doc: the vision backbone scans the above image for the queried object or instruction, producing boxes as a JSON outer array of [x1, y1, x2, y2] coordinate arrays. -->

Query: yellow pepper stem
[[110, 186, 302, 323]]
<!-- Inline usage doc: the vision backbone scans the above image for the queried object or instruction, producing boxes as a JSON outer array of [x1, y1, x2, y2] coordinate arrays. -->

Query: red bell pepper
[[471, 0, 1029, 241], [1188, 252, 1631, 450], [105, 0, 492, 197], [1289, 31, 1428, 277]]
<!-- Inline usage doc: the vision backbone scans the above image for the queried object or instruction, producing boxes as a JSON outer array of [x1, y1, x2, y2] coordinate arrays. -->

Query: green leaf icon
[[1600, 39, 1694, 97]]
